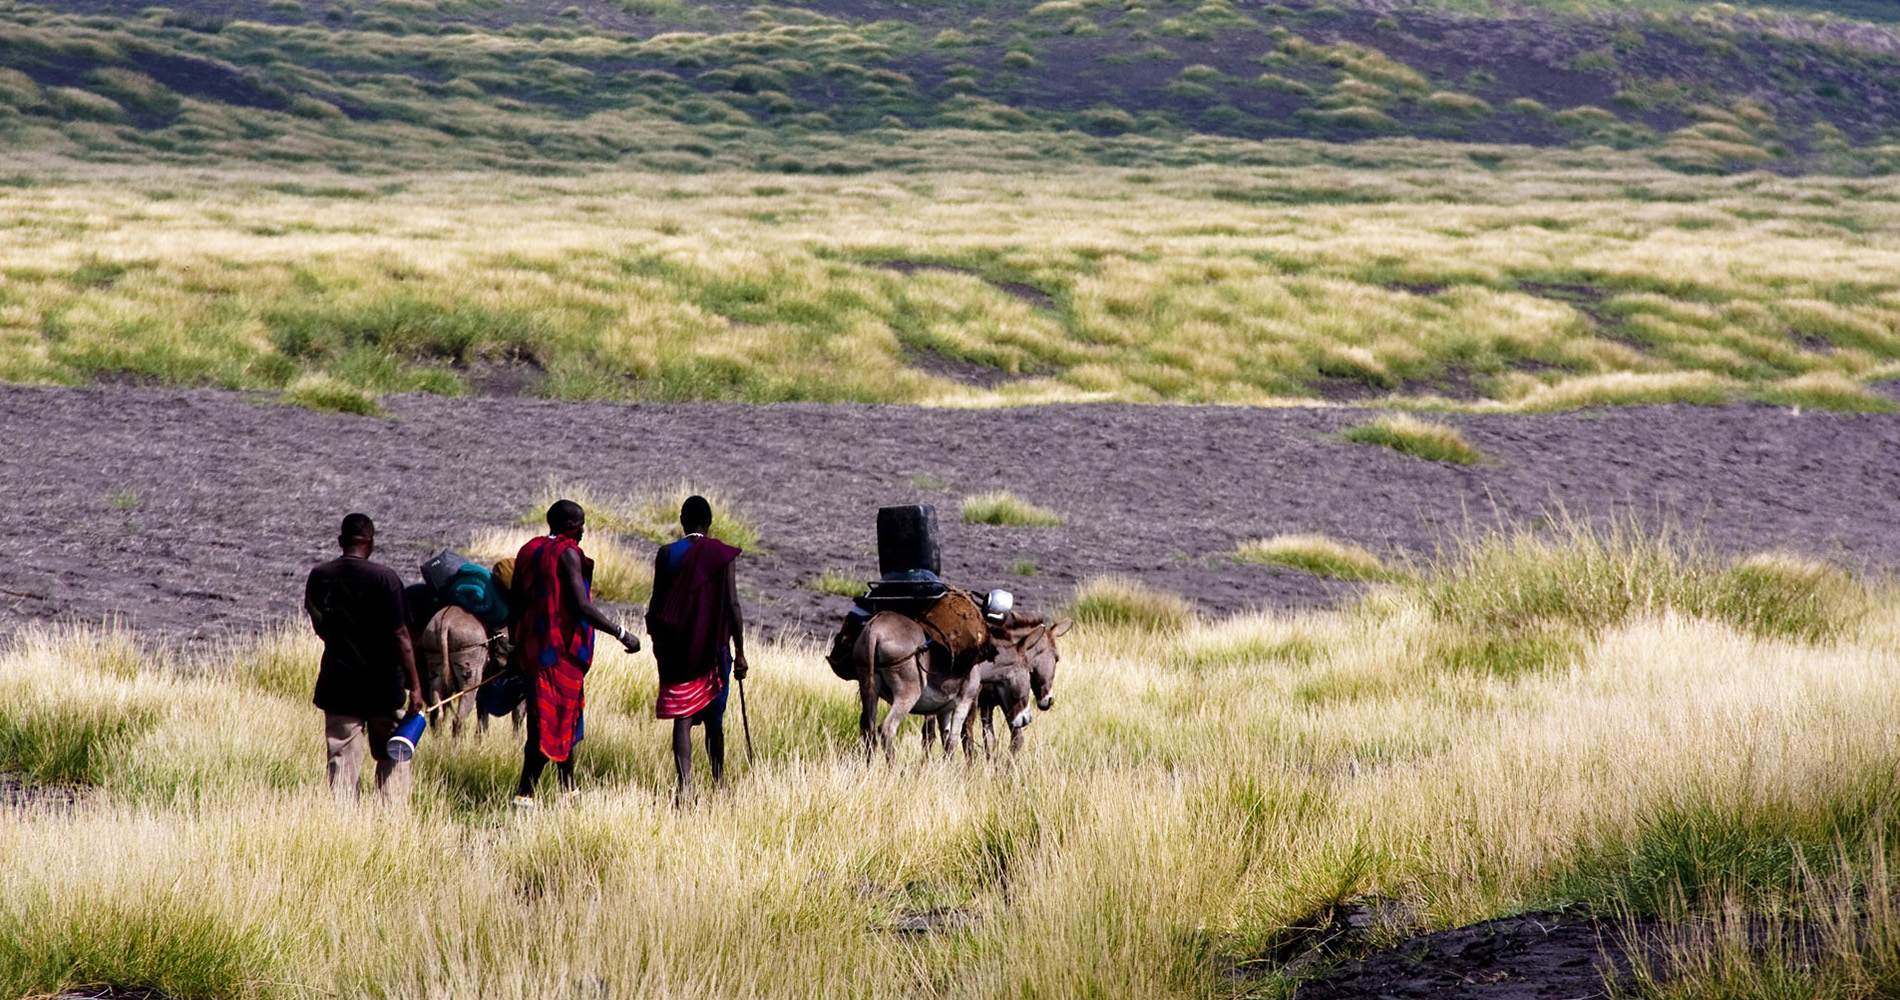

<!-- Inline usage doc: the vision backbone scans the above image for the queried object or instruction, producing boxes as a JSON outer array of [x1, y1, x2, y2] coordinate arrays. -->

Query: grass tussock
[[521, 479, 763, 553], [960, 490, 1066, 527], [224, 624, 320, 702], [803, 568, 866, 598], [1065, 575, 1193, 631], [1338, 415, 1488, 465], [281, 373, 383, 417], [3, 522, 1900, 997], [467, 526, 653, 606], [0, 895, 273, 1000], [1414, 516, 1868, 677], [1237, 533, 1403, 581], [1615, 856, 1900, 998], [1751, 370, 1899, 414], [1505, 371, 1739, 413]]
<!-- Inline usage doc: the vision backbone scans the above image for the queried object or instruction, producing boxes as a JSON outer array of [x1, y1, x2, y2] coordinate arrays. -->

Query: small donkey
[[923, 617, 1072, 758]]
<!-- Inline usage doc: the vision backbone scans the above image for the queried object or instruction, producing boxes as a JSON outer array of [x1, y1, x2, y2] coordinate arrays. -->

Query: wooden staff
[[736, 672, 755, 766]]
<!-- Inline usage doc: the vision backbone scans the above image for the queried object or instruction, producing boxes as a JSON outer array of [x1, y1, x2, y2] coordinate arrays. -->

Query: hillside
[[5, 0, 1900, 411], [2, 0, 1899, 174]]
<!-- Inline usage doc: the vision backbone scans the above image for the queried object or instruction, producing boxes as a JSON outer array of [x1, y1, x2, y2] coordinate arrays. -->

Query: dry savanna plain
[[7, 54, 1900, 1000]]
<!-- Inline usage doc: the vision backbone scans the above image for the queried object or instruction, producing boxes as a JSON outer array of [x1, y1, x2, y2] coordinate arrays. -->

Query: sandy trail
[[1, 385, 1895, 645]]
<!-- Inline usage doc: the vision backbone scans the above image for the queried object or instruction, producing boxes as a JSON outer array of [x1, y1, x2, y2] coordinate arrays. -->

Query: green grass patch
[[1338, 415, 1488, 465], [1415, 516, 1868, 646], [1181, 632, 1320, 670], [281, 373, 383, 416], [805, 568, 866, 598], [0, 700, 160, 785], [226, 629, 319, 702], [521, 480, 763, 553], [266, 295, 543, 368], [1552, 768, 1900, 917], [1236, 534, 1402, 581], [1750, 372, 1898, 413], [1431, 624, 1584, 677], [960, 491, 1065, 527], [1065, 575, 1192, 631], [0, 898, 275, 1000]]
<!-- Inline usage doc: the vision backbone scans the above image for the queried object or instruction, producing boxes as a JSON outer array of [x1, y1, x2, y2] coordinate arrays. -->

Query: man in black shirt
[[304, 513, 427, 804]]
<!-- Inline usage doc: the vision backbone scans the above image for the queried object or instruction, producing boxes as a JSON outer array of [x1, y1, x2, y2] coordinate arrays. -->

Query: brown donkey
[[853, 611, 987, 762]]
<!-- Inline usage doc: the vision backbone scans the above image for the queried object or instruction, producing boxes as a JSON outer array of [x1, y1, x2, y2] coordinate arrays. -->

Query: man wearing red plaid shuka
[[509, 499, 640, 808]]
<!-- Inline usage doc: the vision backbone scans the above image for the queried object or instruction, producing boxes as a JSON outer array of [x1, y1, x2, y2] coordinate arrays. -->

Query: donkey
[[973, 617, 1070, 755], [853, 611, 986, 763], [922, 617, 1072, 758], [419, 605, 506, 738]]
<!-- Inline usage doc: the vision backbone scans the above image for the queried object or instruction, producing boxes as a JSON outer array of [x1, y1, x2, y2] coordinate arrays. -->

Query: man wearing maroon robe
[[647, 495, 749, 801], [510, 499, 640, 807]]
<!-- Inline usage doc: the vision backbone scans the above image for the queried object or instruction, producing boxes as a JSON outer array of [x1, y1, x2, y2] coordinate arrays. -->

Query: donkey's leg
[[451, 688, 477, 739], [944, 678, 979, 763], [880, 686, 921, 765], [878, 655, 923, 765], [858, 668, 881, 763], [920, 716, 938, 756], [938, 709, 962, 760], [1008, 696, 1033, 755], [960, 703, 981, 761]]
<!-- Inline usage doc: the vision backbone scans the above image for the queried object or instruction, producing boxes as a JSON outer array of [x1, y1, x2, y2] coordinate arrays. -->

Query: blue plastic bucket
[[385, 712, 427, 763]]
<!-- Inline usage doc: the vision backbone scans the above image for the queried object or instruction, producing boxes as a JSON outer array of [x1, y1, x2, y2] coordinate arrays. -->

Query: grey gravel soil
[[2, 384, 1897, 647]]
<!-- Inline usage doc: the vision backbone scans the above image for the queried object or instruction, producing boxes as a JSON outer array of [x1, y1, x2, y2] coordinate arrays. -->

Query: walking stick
[[736, 672, 755, 766]]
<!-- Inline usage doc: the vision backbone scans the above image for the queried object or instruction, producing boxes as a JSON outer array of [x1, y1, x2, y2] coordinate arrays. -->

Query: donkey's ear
[[1050, 618, 1073, 639]]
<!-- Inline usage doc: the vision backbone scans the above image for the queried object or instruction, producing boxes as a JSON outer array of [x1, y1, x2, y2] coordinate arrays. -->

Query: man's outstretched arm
[[559, 547, 640, 653]]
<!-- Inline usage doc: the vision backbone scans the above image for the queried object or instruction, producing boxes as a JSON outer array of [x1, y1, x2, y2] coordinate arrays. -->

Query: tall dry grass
[[1, 527, 1897, 998]]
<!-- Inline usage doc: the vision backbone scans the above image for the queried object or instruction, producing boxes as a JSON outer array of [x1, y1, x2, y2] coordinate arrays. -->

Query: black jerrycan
[[876, 504, 941, 579]]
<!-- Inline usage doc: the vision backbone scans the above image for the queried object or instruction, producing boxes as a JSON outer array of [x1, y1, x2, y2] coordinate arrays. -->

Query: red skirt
[[531, 655, 586, 761], [655, 672, 722, 720]]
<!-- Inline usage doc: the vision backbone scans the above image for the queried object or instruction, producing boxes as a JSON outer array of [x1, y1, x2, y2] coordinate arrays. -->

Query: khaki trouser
[[325, 712, 410, 805]]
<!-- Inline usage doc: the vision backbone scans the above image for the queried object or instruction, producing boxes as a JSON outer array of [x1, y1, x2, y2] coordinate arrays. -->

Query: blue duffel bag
[[447, 563, 512, 629]]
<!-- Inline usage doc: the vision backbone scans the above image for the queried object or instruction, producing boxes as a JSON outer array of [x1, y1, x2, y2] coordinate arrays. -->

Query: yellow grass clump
[[803, 568, 867, 598], [1338, 414, 1488, 464], [960, 490, 1065, 527], [521, 479, 763, 553], [1236, 533, 1403, 581], [1064, 574, 1193, 631], [466, 526, 653, 606]]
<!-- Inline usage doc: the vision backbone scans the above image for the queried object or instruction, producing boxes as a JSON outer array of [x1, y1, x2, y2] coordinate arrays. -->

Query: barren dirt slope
[[1, 385, 1896, 646]]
